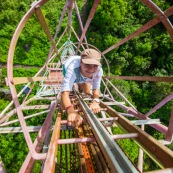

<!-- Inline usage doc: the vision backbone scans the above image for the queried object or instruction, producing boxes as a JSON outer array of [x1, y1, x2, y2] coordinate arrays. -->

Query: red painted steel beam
[[76, 0, 101, 53], [6, 0, 49, 162], [74, 1, 88, 48], [165, 107, 173, 142], [57, 133, 138, 144], [19, 101, 57, 173], [42, 112, 61, 173], [103, 76, 173, 83], [47, 0, 68, 61], [35, 7, 59, 54]]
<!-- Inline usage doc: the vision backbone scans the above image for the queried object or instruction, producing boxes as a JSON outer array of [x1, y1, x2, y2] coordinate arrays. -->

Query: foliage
[[112, 127, 139, 163], [0, 133, 28, 172], [0, 0, 173, 172]]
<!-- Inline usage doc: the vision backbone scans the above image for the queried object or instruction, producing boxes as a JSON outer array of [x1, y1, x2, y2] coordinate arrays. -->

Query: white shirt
[[61, 56, 103, 91]]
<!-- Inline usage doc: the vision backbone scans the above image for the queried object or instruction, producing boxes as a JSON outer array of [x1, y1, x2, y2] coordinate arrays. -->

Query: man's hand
[[90, 102, 101, 114], [67, 113, 83, 127]]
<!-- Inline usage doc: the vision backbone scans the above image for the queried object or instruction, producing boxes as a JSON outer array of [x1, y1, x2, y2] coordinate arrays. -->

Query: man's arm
[[92, 89, 100, 99], [61, 91, 83, 126], [90, 89, 101, 114], [61, 91, 75, 114], [90, 67, 103, 114]]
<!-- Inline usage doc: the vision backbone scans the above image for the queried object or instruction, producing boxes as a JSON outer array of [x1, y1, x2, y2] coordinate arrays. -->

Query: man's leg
[[78, 83, 91, 95]]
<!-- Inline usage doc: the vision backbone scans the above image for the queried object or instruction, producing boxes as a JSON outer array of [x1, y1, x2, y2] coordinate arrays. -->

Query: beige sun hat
[[81, 49, 101, 66]]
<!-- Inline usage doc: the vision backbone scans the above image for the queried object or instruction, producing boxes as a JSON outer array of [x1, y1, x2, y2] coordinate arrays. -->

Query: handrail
[[76, 92, 139, 173]]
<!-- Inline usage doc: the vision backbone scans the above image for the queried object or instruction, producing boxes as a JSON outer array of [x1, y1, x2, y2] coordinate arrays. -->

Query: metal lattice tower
[[1, 0, 173, 172]]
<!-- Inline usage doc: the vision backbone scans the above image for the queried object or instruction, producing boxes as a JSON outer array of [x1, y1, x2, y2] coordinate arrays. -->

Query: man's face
[[80, 62, 98, 78]]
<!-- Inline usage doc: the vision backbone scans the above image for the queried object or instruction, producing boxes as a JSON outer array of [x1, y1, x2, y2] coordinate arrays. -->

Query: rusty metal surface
[[77, 126, 95, 173], [82, 123, 110, 173]]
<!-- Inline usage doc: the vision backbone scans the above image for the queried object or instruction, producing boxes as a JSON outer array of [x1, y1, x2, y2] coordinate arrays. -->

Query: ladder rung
[[104, 101, 125, 105], [131, 119, 160, 125]]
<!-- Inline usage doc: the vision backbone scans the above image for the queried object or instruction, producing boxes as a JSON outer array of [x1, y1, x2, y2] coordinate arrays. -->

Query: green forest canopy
[[0, 0, 173, 172]]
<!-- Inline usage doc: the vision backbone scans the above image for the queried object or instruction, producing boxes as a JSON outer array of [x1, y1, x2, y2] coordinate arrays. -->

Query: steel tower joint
[[67, 0, 75, 10]]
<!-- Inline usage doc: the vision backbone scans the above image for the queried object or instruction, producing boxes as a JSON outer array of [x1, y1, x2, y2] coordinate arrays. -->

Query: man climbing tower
[[61, 48, 103, 127]]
